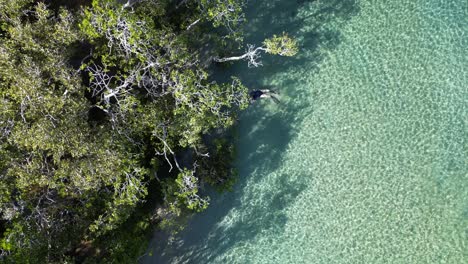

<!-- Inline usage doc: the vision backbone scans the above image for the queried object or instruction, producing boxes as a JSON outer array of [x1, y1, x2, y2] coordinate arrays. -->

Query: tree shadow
[[142, 0, 359, 263], [145, 173, 308, 264], [237, 0, 360, 80]]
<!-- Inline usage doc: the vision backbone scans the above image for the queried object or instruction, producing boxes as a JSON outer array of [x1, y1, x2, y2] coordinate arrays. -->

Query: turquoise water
[[144, 0, 467, 263]]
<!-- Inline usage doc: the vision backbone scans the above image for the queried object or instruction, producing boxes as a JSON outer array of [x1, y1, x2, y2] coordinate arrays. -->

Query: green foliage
[[91, 203, 154, 264], [0, 0, 33, 31], [162, 170, 207, 215], [0, 1, 149, 262], [0, 0, 293, 262], [173, 76, 249, 147], [200, 0, 244, 26], [263, 32, 299, 56], [175, 170, 209, 212], [198, 138, 239, 192]]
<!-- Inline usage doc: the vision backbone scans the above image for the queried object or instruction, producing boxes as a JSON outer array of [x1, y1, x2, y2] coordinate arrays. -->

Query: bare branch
[[153, 123, 182, 172], [186, 18, 201, 31], [214, 45, 266, 67]]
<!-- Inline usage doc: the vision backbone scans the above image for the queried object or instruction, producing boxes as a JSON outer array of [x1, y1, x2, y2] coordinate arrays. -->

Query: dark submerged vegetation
[[0, 0, 297, 262]]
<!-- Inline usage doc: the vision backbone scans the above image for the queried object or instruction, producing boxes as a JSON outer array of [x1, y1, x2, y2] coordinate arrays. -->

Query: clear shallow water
[[144, 0, 467, 263]]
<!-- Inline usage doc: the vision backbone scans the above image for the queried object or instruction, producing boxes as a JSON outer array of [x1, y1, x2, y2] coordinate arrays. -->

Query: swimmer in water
[[249, 89, 280, 103]]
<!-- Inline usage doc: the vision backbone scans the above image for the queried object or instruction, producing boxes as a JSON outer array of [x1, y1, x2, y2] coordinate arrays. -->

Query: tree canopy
[[0, 0, 297, 262]]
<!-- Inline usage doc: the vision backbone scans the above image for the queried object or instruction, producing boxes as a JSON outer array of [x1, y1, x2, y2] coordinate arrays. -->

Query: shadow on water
[[244, 0, 359, 82], [143, 1, 359, 263]]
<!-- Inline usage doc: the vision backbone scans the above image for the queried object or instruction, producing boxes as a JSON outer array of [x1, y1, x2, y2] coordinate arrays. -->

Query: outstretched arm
[[270, 95, 280, 104]]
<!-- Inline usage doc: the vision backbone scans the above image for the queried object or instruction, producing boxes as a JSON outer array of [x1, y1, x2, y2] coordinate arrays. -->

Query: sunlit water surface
[[144, 0, 467, 263]]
